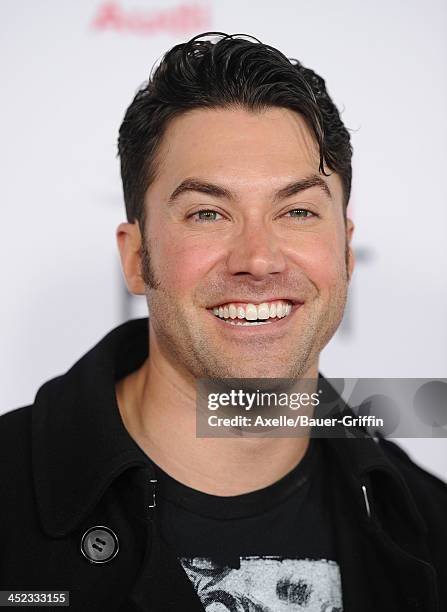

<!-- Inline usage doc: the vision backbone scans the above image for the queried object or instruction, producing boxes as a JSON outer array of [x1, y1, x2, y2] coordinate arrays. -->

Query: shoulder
[[0, 403, 32, 446], [379, 437, 447, 516], [1, 402, 33, 432], [0, 404, 33, 482], [380, 438, 446, 490], [0, 405, 36, 527]]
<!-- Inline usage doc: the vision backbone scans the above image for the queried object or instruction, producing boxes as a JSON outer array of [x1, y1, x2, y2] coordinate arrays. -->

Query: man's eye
[[285, 209, 315, 219], [188, 209, 224, 222]]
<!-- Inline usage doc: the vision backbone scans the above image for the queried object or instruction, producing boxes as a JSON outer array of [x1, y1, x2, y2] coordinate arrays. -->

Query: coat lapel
[[325, 427, 439, 611]]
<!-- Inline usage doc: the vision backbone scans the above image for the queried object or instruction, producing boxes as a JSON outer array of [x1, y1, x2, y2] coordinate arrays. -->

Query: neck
[[116, 328, 318, 496]]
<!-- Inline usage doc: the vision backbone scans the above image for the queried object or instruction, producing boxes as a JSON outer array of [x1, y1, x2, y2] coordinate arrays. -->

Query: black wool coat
[[1, 318, 446, 611]]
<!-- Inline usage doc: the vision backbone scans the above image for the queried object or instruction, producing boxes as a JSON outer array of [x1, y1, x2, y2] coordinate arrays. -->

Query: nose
[[226, 220, 286, 279]]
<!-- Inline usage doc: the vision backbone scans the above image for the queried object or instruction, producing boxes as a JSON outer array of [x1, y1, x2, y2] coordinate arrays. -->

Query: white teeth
[[257, 303, 270, 320], [224, 320, 272, 326], [245, 304, 258, 321], [212, 300, 294, 322]]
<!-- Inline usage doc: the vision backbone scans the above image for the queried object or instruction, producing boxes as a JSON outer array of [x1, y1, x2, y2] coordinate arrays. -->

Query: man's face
[[140, 107, 354, 380]]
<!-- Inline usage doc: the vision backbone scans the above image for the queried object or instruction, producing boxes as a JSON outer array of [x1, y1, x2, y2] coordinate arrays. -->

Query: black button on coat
[[1, 319, 446, 611]]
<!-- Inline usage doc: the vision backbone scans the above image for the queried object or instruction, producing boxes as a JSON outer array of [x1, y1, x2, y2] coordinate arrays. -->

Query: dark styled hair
[[118, 32, 352, 229]]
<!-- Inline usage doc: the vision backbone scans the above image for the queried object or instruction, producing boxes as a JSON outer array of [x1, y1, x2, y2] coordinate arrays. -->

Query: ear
[[346, 217, 355, 282], [116, 222, 146, 295]]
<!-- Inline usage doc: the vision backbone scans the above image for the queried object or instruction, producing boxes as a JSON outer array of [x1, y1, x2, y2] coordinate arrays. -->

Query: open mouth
[[208, 299, 297, 326]]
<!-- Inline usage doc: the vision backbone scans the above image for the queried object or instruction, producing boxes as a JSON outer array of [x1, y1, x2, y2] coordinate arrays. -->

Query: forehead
[[152, 106, 342, 199]]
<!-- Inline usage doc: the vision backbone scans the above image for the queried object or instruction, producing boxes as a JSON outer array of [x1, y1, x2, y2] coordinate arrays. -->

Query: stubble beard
[[140, 239, 349, 381]]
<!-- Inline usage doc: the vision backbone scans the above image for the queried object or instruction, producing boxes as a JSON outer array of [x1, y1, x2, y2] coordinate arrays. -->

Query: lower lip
[[207, 304, 302, 334]]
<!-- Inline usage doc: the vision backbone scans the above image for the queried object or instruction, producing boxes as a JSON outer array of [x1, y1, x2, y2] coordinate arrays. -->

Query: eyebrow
[[167, 174, 332, 205]]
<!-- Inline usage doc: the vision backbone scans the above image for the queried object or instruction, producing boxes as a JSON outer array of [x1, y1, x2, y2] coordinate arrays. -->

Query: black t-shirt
[[153, 439, 343, 611]]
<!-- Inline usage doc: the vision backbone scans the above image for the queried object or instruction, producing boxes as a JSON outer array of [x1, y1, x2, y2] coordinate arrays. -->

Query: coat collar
[[316, 375, 427, 539], [32, 318, 153, 537], [31, 317, 426, 545]]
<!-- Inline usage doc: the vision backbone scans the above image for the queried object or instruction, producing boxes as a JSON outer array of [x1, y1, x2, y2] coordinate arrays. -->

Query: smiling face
[[119, 106, 354, 380]]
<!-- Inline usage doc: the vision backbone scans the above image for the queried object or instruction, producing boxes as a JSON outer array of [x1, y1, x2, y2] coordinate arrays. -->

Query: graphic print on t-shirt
[[180, 555, 342, 611]]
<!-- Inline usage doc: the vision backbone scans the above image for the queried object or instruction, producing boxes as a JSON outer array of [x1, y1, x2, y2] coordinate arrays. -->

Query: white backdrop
[[1, 0, 446, 479]]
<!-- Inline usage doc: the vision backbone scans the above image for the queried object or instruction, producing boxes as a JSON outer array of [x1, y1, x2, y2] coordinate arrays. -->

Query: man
[[1, 32, 446, 612]]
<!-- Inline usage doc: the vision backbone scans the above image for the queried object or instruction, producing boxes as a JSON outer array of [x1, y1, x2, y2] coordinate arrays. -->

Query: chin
[[215, 365, 297, 382]]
